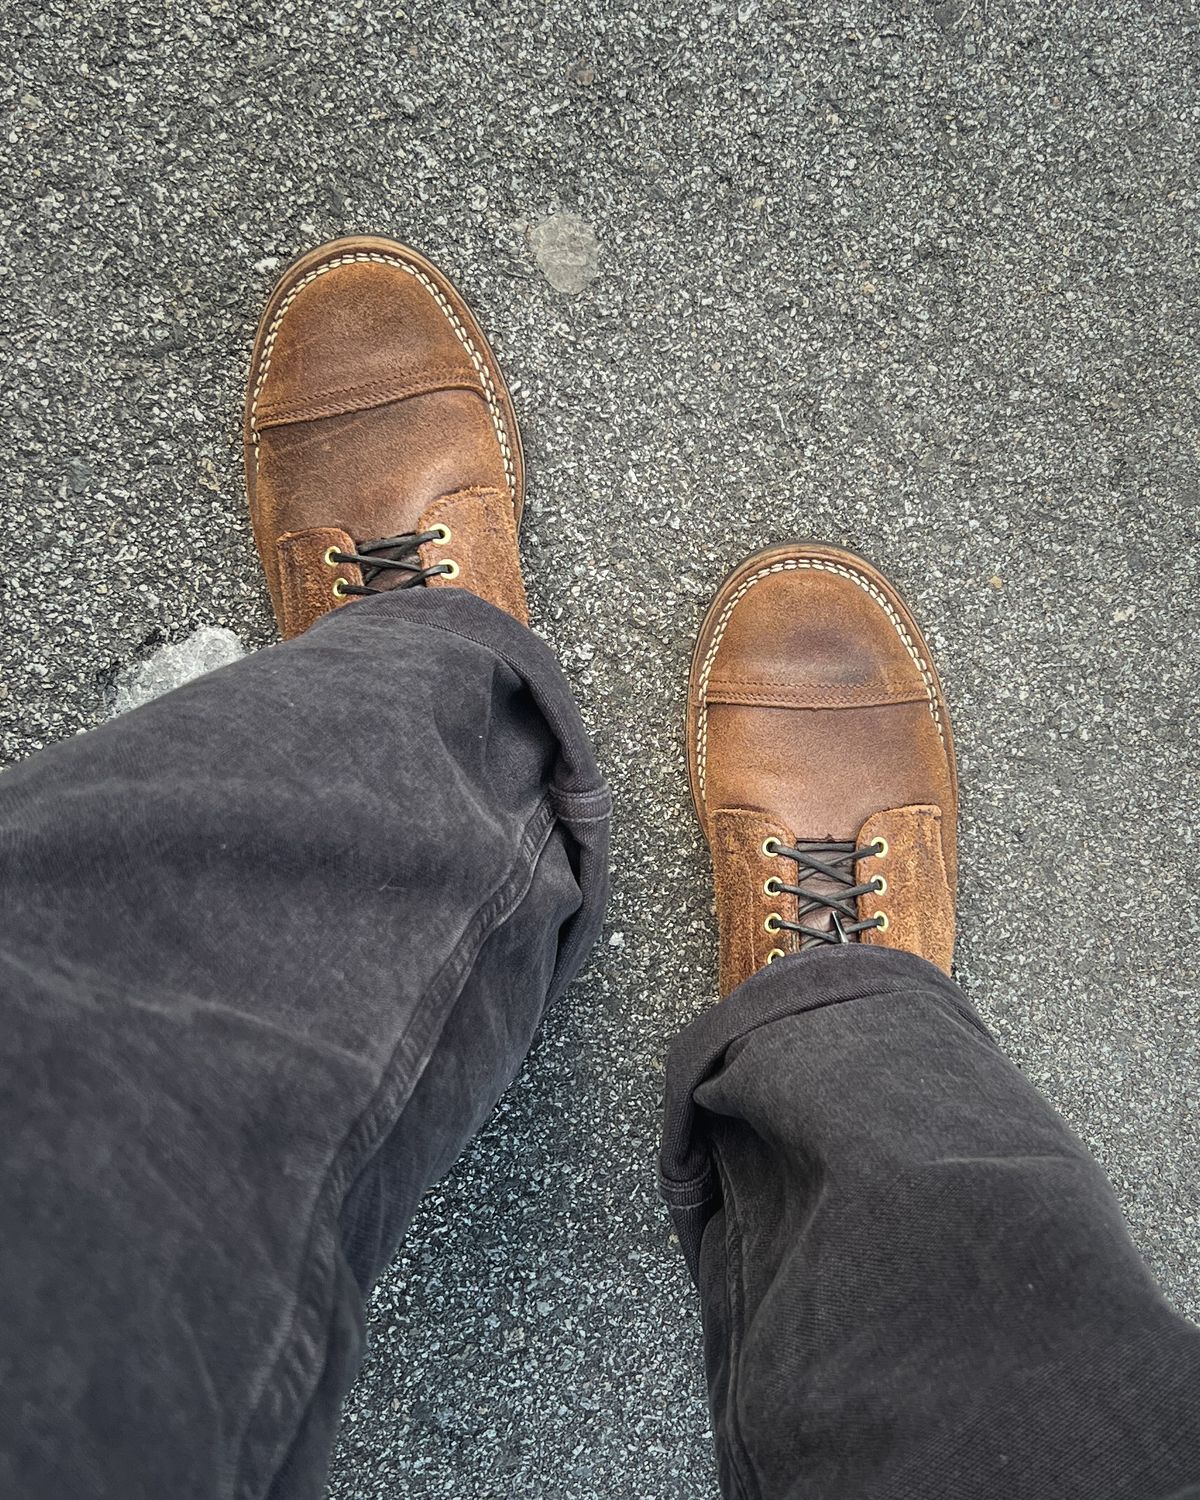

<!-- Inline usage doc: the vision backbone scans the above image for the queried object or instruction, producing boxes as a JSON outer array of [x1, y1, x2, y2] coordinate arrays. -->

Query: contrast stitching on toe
[[694, 557, 947, 813], [255, 366, 483, 427], [705, 678, 929, 709], [248, 250, 517, 499]]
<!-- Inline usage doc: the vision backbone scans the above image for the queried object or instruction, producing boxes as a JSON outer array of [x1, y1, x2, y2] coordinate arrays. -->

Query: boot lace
[[762, 837, 889, 952], [325, 525, 458, 598]]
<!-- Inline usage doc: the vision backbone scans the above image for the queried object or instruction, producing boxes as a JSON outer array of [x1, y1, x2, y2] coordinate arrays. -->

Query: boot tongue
[[790, 839, 860, 946], [351, 529, 438, 593]]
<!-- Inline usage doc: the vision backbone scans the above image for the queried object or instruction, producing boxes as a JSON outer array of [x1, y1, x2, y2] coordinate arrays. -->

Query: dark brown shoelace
[[328, 529, 457, 597], [763, 837, 888, 948]]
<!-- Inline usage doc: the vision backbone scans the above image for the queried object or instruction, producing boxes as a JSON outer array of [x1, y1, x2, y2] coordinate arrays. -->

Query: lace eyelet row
[[322, 530, 460, 599], [761, 834, 891, 955]]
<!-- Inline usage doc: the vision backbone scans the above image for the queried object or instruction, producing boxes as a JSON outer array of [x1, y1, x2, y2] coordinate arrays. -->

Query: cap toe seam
[[694, 556, 947, 816], [248, 249, 516, 498]]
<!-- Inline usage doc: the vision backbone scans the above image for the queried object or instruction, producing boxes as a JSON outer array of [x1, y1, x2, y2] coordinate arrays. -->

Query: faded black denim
[[0, 588, 609, 1500], [661, 946, 1200, 1500], [3, 584, 1199, 1500]]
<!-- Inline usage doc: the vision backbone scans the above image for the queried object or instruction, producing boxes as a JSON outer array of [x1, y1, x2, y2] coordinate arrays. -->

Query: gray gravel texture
[[3, 0, 1199, 1495]]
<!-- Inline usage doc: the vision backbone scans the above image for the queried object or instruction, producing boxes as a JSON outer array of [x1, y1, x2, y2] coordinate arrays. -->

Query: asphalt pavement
[[2, 2, 1197, 1496]]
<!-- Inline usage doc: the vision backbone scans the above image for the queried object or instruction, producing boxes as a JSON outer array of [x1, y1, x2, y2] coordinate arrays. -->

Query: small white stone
[[528, 211, 601, 294], [112, 627, 246, 715]]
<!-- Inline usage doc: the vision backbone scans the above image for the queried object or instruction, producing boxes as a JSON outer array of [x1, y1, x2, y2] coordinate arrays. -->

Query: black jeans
[[0, 589, 1197, 1499], [662, 951, 1200, 1500]]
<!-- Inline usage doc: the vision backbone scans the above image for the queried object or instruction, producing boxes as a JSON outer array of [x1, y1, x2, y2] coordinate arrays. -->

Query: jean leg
[[661, 946, 1200, 1500], [0, 588, 609, 1500]]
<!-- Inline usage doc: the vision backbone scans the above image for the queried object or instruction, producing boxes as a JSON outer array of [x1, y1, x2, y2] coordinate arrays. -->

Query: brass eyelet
[[873, 876, 888, 895], [763, 877, 782, 896], [872, 837, 889, 859], [761, 837, 780, 857], [764, 913, 782, 933], [332, 578, 349, 600], [323, 546, 340, 568], [429, 524, 452, 544], [440, 559, 461, 581], [765, 948, 785, 964], [874, 911, 890, 933]]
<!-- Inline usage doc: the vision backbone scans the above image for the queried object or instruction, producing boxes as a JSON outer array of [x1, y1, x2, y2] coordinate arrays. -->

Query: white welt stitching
[[695, 558, 947, 811], [248, 250, 516, 498]]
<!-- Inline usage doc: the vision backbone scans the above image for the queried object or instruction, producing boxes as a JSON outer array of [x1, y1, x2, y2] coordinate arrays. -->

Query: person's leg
[[668, 543, 1200, 1500], [662, 949, 1200, 1500], [0, 239, 609, 1499], [0, 588, 608, 1500]]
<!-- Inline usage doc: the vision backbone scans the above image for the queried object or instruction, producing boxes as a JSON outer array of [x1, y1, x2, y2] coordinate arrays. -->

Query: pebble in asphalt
[[2, 2, 1198, 1497]]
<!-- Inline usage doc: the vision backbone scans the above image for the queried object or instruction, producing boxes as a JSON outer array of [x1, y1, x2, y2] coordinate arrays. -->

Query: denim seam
[[550, 786, 612, 816], [661, 1173, 715, 1208], [545, 811, 611, 1008], [713, 1145, 761, 1500], [231, 794, 560, 1500]]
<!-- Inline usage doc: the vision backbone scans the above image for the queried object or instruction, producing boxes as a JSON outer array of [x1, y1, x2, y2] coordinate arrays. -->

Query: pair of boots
[[248, 236, 955, 984]]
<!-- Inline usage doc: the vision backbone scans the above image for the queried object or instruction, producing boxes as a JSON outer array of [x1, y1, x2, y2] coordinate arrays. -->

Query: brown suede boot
[[686, 543, 958, 998], [243, 235, 527, 638]]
